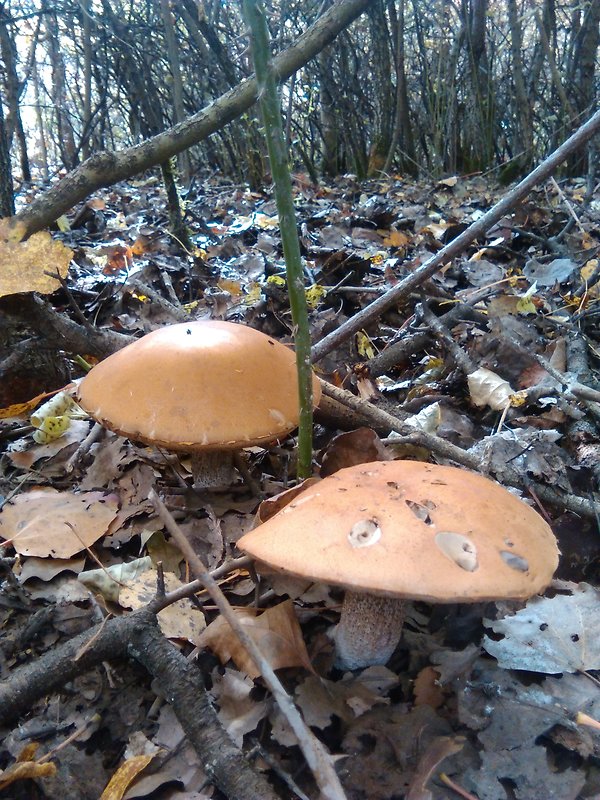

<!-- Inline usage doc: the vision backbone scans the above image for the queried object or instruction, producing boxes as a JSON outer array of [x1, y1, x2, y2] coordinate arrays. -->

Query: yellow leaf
[[383, 230, 409, 247], [130, 292, 149, 303], [0, 744, 57, 791], [244, 282, 262, 306], [305, 283, 326, 309], [30, 392, 78, 427], [0, 228, 72, 298], [509, 390, 528, 407], [217, 277, 243, 296], [0, 389, 59, 419], [266, 274, 286, 287], [356, 330, 376, 360], [100, 754, 155, 800], [32, 415, 72, 443], [253, 212, 279, 229], [0, 217, 27, 242], [516, 282, 538, 315], [56, 215, 71, 232]]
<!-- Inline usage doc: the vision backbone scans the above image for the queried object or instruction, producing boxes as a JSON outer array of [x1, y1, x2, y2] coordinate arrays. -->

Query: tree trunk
[[366, 0, 393, 176], [0, 95, 15, 217], [160, 0, 192, 183], [506, 0, 534, 176], [383, 0, 416, 176]]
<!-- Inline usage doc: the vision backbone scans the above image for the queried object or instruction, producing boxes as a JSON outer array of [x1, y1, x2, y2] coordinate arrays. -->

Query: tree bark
[[0, 93, 15, 217], [8, 0, 371, 240]]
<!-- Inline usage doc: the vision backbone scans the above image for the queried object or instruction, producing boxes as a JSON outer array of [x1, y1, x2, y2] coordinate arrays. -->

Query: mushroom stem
[[334, 591, 406, 670], [191, 451, 235, 489]]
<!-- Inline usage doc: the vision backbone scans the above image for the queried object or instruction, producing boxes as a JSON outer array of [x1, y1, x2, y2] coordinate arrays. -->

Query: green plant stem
[[243, 0, 314, 480]]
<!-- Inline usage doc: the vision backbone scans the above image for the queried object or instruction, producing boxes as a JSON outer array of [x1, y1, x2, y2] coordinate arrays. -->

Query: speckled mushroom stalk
[[334, 592, 406, 670], [191, 451, 235, 490]]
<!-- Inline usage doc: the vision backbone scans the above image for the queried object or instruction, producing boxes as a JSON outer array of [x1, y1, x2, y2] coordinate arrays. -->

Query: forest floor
[[1, 171, 600, 800]]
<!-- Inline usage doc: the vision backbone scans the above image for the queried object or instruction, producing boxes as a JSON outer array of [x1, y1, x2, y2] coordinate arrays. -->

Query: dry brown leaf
[[405, 735, 466, 800], [0, 488, 119, 557], [99, 753, 155, 800], [413, 666, 444, 709], [198, 599, 313, 678], [320, 427, 390, 477], [118, 569, 206, 641], [0, 227, 72, 298], [210, 667, 269, 747]]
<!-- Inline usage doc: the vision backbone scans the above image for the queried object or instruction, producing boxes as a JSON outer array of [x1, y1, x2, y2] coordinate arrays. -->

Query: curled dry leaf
[[99, 753, 155, 800], [0, 743, 57, 791], [0, 488, 119, 558], [198, 599, 313, 678], [467, 367, 514, 411], [320, 427, 390, 478]]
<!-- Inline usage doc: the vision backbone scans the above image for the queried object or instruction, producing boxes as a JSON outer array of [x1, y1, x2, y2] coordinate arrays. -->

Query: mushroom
[[77, 320, 321, 488], [237, 460, 559, 670]]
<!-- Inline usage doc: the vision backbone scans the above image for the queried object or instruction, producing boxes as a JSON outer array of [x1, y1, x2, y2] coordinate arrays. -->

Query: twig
[[0, 608, 280, 799], [150, 488, 347, 800], [419, 301, 477, 374]]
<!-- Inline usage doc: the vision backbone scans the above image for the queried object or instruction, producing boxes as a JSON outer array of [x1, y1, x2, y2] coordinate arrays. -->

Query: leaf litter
[[0, 174, 600, 799]]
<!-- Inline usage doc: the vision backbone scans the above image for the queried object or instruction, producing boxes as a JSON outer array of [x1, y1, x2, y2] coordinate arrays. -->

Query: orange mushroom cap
[[77, 321, 321, 451], [237, 461, 559, 603]]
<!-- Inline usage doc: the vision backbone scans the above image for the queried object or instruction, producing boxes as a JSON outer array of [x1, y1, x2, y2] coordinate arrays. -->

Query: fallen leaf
[[100, 754, 155, 800], [0, 743, 57, 791], [0, 229, 72, 298], [210, 667, 269, 747], [118, 569, 206, 641], [0, 488, 119, 557], [320, 427, 390, 477], [467, 367, 514, 411], [198, 599, 312, 678], [483, 583, 600, 673], [79, 557, 153, 603]]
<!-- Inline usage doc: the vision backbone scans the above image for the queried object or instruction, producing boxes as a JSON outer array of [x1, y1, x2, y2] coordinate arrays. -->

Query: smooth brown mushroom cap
[[77, 321, 321, 451], [237, 461, 559, 602]]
